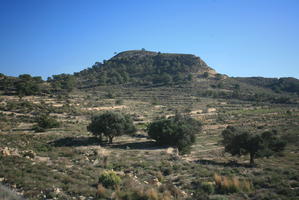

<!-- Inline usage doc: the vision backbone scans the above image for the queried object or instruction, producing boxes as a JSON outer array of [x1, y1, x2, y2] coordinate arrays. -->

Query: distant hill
[[1, 50, 298, 104], [235, 77, 299, 95], [74, 50, 218, 88]]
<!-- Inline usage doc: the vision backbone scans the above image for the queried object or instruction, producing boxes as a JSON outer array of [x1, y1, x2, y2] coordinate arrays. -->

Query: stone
[[1, 147, 10, 156]]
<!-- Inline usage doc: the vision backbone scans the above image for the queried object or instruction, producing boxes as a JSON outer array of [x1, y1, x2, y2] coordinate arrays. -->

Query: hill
[[74, 50, 218, 88], [236, 77, 299, 95], [1, 50, 299, 104], [71, 50, 298, 104]]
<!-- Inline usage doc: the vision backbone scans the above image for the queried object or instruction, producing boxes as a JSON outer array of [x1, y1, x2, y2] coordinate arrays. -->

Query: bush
[[147, 114, 202, 154], [98, 170, 121, 188], [115, 99, 124, 105], [33, 114, 60, 132], [201, 182, 215, 194]]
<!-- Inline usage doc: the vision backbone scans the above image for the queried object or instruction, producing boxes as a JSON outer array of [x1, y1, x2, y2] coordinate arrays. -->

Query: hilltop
[[74, 50, 217, 88]]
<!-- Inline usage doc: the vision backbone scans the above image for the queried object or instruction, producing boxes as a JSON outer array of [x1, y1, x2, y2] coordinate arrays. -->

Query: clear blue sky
[[0, 0, 298, 79]]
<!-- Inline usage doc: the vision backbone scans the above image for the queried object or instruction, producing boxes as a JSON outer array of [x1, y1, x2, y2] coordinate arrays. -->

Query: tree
[[15, 74, 41, 97], [203, 72, 209, 78], [87, 112, 136, 144], [147, 114, 202, 154], [221, 126, 286, 165], [215, 73, 223, 80], [48, 74, 76, 93]]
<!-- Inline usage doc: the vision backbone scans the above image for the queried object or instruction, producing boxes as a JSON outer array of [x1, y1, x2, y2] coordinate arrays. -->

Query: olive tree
[[87, 112, 136, 144], [221, 126, 286, 165], [147, 114, 202, 154]]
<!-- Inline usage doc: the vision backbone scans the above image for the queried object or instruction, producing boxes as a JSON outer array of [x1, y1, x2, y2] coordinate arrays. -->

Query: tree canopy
[[87, 112, 136, 144], [47, 74, 76, 93], [221, 126, 286, 165], [15, 74, 43, 96], [147, 114, 202, 154]]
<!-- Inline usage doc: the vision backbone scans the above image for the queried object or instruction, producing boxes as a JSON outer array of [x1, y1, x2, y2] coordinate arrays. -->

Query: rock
[[1, 147, 10, 156], [207, 108, 216, 113], [181, 190, 188, 198], [10, 149, 20, 157], [150, 178, 161, 187], [54, 188, 61, 194], [79, 196, 86, 200], [166, 147, 179, 156], [115, 171, 125, 176], [93, 159, 100, 166], [35, 156, 50, 163]]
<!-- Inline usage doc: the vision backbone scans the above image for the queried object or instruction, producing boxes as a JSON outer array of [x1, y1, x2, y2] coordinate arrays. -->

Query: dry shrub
[[213, 173, 253, 194], [161, 191, 172, 200], [155, 171, 164, 182], [145, 188, 159, 200], [214, 174, 222, 186], [96, 184, 109, 198], [115, 184, 175, 200]]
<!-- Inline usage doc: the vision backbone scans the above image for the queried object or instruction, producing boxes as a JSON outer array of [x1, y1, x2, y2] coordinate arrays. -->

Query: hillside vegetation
[[1, 50, 299, 104], [74, 50, 216, 88], [0, 50, 299, 200]]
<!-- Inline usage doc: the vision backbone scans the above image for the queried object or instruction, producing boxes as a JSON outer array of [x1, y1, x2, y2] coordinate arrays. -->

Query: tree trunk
[[250, 152, 255, 165], [108, 136, 113, 144]]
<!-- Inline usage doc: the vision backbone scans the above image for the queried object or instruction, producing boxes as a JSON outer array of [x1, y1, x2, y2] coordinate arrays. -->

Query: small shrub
[[98, 170, 121, 188], [115, 99, 124, 105], [106, 92, 114, 99], [201, 182, 215, 194], [33, 114, 60, 132]]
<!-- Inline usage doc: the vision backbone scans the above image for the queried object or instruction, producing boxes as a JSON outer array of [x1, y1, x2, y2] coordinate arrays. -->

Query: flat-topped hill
[[75, 50, 217, 88]]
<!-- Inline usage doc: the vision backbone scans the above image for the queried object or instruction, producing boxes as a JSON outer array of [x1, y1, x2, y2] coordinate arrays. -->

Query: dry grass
[[145, 188, 159, 200], [213, 173, 253, 193]]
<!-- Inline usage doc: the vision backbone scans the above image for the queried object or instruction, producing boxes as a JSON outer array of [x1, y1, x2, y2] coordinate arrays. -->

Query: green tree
[[215, 73, 223, 80], [33, 114, 60, 132], [203, 72, 209, 78], [48, 74, 76, 93], [15, 74, 41, 97], [221, 126, 286, 165], [147, 114, 202, 154], [87, 112, 136, 144]]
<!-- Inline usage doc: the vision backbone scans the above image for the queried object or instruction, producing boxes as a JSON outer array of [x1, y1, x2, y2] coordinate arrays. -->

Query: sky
[[0, 0, 298, 79]]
